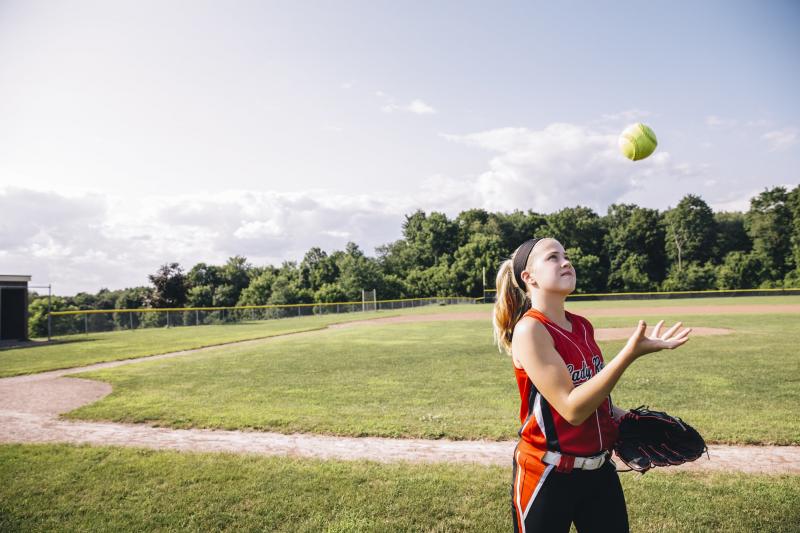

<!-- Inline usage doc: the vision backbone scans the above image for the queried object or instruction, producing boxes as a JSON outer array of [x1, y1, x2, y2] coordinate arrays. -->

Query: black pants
[[511, 459, 629, 533]]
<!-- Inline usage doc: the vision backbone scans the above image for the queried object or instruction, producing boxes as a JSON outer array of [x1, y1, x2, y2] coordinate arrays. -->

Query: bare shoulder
[[513, 317, 554, 347], [512, 316, 557, 369]]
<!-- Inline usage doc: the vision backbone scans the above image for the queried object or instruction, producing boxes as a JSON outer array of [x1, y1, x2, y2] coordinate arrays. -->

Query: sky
[[1, 0, 798, 295]]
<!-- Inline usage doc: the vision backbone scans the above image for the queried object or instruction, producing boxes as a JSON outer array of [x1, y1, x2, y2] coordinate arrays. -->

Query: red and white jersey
[[513, 308, 618, 457]]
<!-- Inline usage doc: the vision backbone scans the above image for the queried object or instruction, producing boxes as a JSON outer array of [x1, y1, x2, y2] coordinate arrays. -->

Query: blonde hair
[[492, 248, 533, 356]]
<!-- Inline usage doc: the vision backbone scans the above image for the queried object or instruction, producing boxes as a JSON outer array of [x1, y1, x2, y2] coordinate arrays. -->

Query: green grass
[[4, 295, 798, 378], [565, 294, 800, 308], [66, 312, 800, 445], [0, 311, 410, 378], [1, 444, 798, 533]]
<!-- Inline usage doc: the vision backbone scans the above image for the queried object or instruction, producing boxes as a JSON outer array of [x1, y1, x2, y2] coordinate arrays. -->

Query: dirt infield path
[[1, 307, 798, 474]]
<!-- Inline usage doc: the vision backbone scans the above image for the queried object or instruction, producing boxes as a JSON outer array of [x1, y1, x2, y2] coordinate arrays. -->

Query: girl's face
[[522, 239, 576, 294]]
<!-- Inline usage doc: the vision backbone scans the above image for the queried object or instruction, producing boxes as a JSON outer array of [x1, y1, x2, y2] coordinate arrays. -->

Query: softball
[[619, 123, 658, 161]]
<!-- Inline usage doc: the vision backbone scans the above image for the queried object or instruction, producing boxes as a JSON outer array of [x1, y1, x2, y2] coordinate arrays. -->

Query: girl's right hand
[[624, 319, 692, 359]]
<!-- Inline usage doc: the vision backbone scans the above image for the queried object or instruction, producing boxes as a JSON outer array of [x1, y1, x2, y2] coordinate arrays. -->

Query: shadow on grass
[[0, 337, 98, 352]]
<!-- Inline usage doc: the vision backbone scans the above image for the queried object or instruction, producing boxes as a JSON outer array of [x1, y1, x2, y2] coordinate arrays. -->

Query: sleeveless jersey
[[513, 308, 618, 457]]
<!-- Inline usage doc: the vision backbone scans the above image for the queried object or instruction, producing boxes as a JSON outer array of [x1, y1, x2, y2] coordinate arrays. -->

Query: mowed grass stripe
[[1, 444, 798, 533], [67, 312, 800, 445]]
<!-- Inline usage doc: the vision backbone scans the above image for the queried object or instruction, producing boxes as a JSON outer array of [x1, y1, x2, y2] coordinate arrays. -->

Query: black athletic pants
[[511, 459, 629, 533]]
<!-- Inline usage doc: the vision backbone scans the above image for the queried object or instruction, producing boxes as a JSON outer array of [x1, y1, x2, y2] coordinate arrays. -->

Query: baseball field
[[2, 295, 799, 532]]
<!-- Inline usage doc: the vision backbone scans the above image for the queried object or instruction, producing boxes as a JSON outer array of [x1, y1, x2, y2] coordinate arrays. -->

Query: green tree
[[401, 210, 459, 268], [237, 268, 278, 306], [712, 211, 751, 262], [148, 262, 188, 308], [543, 206, 608, 291], [663, 194, 717, 272], [186, 285, 214, 308], [489, 210, 548, 256], [266, 263, 314, 317], [607, 253, 653, 292], [27, 296, 81, 338], [715, 251, 763, 290], [335, 242, 387, 300], [220, 256, 252, 303], [745, 187, 793, 282], [786, 185, 800, 283], [299, 247, 339, 291], [187, 263, 221, 290], [450, 233, 505, 296], [604, 204, 666, 291], [661, 261, 717, 291], [113, 286, 150, 329], [566, 246, 604, 293]]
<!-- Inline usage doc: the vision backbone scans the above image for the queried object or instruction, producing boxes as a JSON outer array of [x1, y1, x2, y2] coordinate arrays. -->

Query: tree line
[[29, 186, 800, 336]]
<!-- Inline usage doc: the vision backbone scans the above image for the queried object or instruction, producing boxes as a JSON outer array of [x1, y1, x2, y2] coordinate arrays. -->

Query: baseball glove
[[612, 405, 707, 473]]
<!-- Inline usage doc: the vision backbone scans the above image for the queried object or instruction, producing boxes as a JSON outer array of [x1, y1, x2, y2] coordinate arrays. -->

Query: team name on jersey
[[566, 355, 604, 385]]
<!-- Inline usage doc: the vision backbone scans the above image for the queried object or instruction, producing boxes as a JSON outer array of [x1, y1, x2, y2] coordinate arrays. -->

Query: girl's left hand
[[624, 319, 692, 359]]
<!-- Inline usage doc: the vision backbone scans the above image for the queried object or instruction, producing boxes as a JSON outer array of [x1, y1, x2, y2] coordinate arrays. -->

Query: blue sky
[[1, 1, 798, 294]]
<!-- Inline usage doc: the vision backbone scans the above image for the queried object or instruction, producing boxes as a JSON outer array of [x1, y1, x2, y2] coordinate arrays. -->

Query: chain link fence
[[45, 296, 476, 337]]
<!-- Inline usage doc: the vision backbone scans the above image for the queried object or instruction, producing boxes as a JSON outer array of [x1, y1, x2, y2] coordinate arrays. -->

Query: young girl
[[493, 237, 691, 533]]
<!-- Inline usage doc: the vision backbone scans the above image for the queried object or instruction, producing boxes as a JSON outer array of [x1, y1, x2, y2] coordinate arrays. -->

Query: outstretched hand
[[625, 320, 692, 359]]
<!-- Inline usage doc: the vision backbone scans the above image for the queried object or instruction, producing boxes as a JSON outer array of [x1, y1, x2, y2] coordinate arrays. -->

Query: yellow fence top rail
[[48, 295, 473, 317]]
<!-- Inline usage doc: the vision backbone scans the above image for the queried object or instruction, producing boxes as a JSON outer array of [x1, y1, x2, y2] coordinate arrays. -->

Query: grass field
[[3, 295, 800, 531], [64, 311, 800, 445], [0, 310, 406, 378], [4, 294, 800, 378], [1, 444, 798, 533]]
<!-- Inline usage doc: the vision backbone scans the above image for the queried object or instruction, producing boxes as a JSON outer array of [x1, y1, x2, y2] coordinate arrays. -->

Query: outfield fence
[[44, 296, 476, 338]]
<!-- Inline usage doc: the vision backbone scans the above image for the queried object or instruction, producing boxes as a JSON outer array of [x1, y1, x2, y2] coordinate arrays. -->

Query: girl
[[493, 237, 691, 533]]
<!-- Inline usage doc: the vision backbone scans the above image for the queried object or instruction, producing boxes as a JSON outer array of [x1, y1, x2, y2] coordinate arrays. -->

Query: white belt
[[542, 450, 609, 471]]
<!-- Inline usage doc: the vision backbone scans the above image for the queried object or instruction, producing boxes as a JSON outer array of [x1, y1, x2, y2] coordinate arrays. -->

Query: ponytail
[[492, 256, 531, 356]]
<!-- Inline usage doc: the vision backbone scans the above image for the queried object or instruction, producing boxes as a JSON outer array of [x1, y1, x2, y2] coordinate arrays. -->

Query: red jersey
[[513, 308, 618, 457]]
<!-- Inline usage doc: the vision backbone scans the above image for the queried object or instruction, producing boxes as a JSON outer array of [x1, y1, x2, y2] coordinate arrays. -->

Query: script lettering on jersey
[[566, 355, 604, 385]]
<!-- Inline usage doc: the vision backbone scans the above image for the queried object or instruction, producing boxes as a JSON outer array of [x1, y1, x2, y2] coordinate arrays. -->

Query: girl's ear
[[521, 271, 537, 288]]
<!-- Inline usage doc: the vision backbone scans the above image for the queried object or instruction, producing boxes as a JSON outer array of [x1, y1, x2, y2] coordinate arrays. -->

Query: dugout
[[0, 275, 31, 341]]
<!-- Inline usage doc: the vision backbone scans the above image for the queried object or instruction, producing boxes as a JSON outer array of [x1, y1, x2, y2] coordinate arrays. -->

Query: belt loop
[[556, 454, 575, 473]]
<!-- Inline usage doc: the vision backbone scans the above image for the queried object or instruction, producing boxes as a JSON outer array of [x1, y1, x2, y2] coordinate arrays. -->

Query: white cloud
[[0, 187, 407, 295], [762, 127, 798, 151], [1, 115, 776, 295], [340, 81, 355, 89], [705, 115, 738, 128], [381, 99, 436, 114], [745, 119, 771, 128], [406, 99, 436, 114], [440, 122, 704, 213], [598, 109, 652, 123]]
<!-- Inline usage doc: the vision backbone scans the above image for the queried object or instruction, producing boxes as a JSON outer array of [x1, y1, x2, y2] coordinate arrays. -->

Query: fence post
[[47, 285, 52, 341], [129, 312, 133, 330], [84, 313, 88, 335], [167, 311, 170, 328]]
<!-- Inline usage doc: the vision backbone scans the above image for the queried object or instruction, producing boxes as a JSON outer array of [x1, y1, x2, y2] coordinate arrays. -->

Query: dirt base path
[[1, 310, 797, 474]]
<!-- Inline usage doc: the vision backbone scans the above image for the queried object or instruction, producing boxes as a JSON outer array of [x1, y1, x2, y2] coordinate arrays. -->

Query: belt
[[542, 450, 611, 473]]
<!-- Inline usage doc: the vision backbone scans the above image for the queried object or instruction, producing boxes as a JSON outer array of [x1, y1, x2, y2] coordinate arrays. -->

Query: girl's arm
[[512, 318, 690, 426]]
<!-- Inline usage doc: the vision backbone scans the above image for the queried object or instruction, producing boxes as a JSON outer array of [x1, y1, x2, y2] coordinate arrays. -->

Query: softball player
[[492, 237, 691, 532]]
